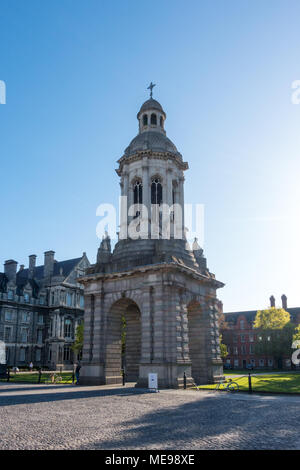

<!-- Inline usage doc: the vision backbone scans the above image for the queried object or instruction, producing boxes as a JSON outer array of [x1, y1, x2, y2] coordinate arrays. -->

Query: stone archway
[[105, 298, 141, 385], [187, 301, 208, 385]]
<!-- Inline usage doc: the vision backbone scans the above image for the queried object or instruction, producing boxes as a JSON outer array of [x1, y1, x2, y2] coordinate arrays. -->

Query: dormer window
[[24, 293, 30, 303], [143, 114, 148, 126], [160, 116, 163, 127], [151, 113, 157, 125]]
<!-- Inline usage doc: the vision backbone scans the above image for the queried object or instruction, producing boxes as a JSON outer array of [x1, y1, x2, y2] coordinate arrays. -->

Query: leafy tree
[[254, 308, 294, 368], [71, 322, 84, 359], [219, 334, 228, 359], [293, 324, 300, 342]]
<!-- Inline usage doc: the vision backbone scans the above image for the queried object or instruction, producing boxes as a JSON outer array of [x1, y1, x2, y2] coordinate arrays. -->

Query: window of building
[[250, 359, 255, 366], [151, 178, 163, 205], [4, 310, 13, 322], [19, 348, 26, 362], [150, 113, 157, 125], [249, 334, 254, 342], [66, 293, 72, 307], [241, 345, 246, 354], [241, 335, 246, 342], [160, 116, 163, 127], [64, 319, 72, 338], [133, 180, 143, 205], [7, 290, 14, 300], [240, 320, 245, 330], [268, 359, 273, 367], [21, 328, 28, 343], [259, 359, 265, 367], [38, 314, 43, 324], [250, 344, 254, 354], [37, 330, 43, 344], [63, 345, 71, 361], [4, 327, 11, 342], [234, 359, 239, 367], [23, 293, 30, 303], [22, 312, 30, 323], [143, 114, 148, 126], [39, 296, 45, 305], [234, 346, 238, 355], [36, 349, 41, 362], [80, 295, 84, 308]]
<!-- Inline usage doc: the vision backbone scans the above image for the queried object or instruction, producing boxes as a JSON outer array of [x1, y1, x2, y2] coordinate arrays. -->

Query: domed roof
[[124, 131, 178, 157], [137, 99, 166, 117]]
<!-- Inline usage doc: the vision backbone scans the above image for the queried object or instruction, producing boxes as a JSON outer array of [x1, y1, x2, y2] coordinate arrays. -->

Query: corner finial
[[147, 82, 156, 98]]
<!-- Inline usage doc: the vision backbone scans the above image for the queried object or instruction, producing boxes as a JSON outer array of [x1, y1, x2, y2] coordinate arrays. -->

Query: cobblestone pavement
[[0, 382, 299, 450]]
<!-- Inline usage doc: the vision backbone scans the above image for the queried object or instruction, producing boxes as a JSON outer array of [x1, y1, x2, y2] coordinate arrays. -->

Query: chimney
[[270, 295, 275, 307], [4, 260, 18, 283], [281, 294, 287, 310], [44, 251, 55, 278], [29, 254, 37, 278], [19, 265, 25, 272]]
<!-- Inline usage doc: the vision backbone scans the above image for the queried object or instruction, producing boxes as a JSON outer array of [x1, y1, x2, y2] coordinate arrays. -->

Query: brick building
[[0, 251, 90, 369], [222, 295, 300, 369]]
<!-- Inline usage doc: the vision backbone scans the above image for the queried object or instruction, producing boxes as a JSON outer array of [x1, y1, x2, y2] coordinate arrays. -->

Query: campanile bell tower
[[80, 86, 224, 388]]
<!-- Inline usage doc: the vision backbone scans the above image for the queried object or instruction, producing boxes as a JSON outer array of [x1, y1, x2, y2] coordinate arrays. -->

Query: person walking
[[29, 361, 33, 372], [75, 361, 81, 385]]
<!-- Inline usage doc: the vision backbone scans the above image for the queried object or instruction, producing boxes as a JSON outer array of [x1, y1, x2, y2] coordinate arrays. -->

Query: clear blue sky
[[1, 0, 300, 312]]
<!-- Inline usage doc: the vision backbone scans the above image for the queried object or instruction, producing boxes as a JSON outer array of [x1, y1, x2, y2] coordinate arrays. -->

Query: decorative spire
[[147, 82, 156, 98]]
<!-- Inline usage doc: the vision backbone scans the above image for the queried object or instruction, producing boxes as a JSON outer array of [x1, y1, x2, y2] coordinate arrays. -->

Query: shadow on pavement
[[0, 386, 150, 406]]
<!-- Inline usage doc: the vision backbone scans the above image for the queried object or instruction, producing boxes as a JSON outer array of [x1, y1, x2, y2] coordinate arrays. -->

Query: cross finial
[[147, 82, 156, 98]]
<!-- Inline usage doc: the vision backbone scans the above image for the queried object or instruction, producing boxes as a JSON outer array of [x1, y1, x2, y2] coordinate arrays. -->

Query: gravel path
[[0, 382, 299, 450]]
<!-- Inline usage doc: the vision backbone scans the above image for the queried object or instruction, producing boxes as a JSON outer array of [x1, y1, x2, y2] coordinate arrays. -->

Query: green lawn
[[196, 373, 300, 394], [0, 372, 74, 384]]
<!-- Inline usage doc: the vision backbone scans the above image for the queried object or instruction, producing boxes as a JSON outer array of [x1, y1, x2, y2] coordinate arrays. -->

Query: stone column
[[120, 171, 129, 240], [166, 167, 173, 208], [178, 176, 185, 238], [139, 286, 153, 364], [142, 159, 150, 237], [81, 294, 94, 365], [81, 290, 112, 385]]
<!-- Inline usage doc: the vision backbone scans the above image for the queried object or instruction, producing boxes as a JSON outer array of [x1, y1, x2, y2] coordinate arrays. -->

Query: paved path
[[0, 382, 299, 450]]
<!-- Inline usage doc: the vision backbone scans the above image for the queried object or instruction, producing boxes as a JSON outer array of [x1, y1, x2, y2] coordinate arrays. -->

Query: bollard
[[7, 367, 10, 383], [183, 372, 187, 390], [122, 369, 125, 386], [38, 368, 42, 384], [248, 373, 252, 393]]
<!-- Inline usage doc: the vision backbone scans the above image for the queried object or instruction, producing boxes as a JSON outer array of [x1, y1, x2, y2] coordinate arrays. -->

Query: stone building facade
[[0, 251, 90, 369], [222, 295, 300, 369], [79, 95, 224, 388]]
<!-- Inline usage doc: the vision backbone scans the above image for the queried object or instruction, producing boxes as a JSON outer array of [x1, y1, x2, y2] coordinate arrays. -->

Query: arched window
[[151, 177, 162, 205], [143, 114, 148, 126], [151, 113, 157, 125], [133, 180, 143, 205], [160, 116, 163, 127]]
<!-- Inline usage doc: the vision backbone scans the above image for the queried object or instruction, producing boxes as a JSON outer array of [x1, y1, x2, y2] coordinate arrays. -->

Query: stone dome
[[124, 131, 179, 157], [137, 99, 166, 118]]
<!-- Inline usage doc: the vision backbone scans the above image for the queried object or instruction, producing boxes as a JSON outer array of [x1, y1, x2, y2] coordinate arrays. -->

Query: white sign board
[[148, 373, 158, 390]]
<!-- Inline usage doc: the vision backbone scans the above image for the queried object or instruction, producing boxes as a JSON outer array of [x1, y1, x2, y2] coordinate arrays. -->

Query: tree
[[219, 334, 228, 359], [254, 307, 294, 368], [71, 322, 84, 359]]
